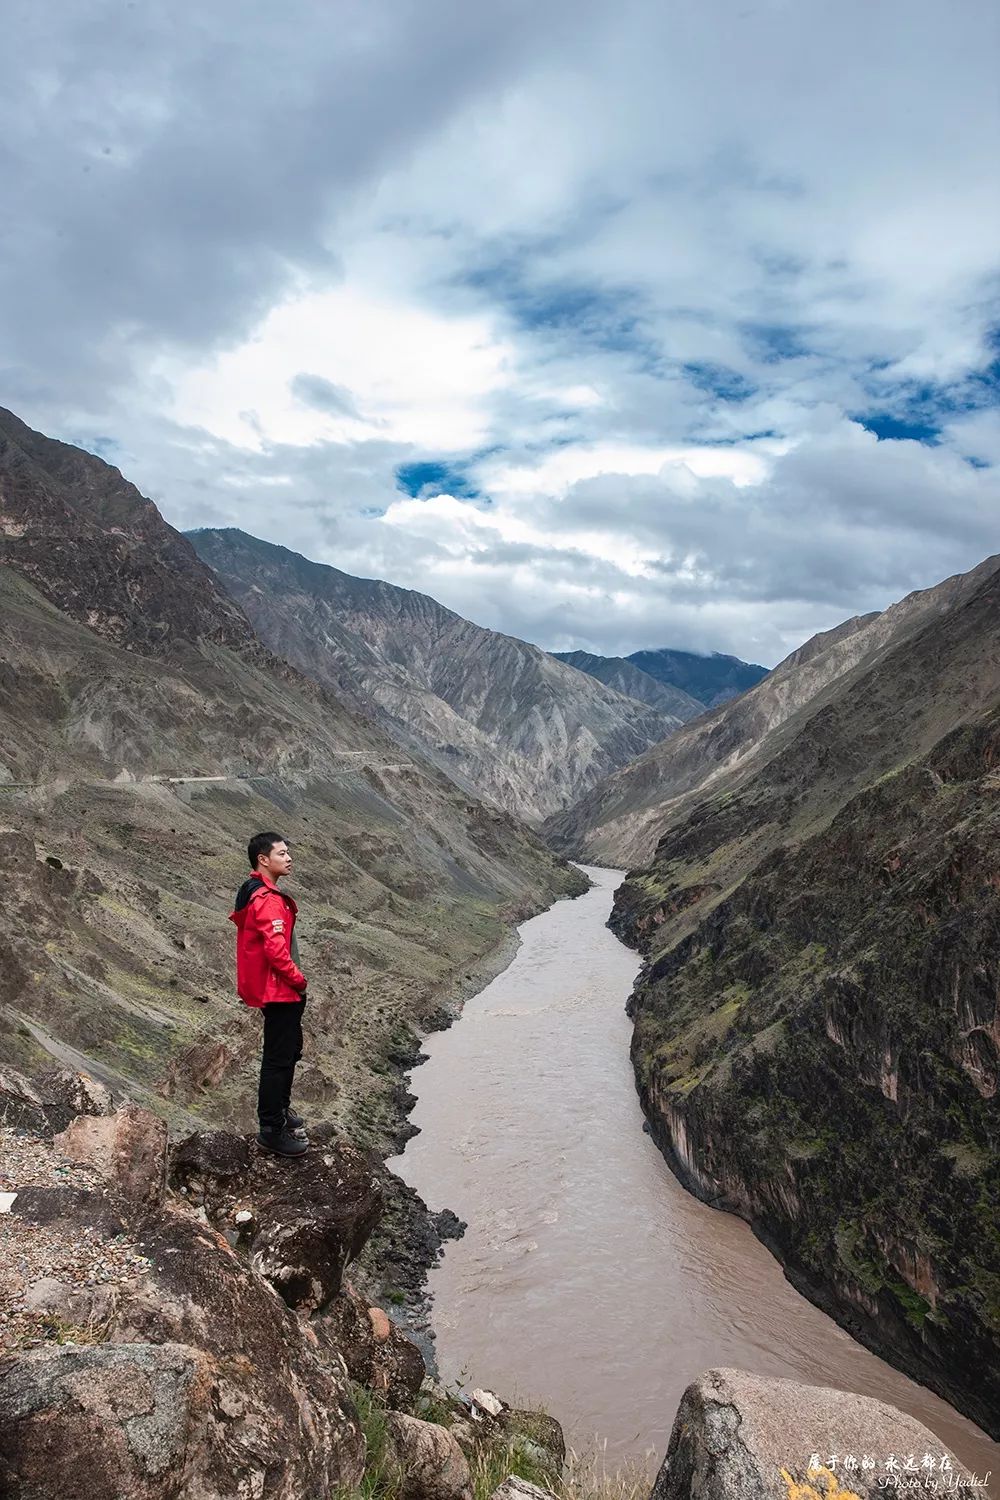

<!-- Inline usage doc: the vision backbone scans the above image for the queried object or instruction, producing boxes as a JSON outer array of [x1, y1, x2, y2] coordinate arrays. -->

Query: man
[[230, 832, 310, 1157]]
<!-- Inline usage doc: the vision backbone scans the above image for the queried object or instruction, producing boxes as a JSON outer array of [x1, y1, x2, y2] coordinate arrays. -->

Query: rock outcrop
[[169, 1124, 384, 1312], [651, 1369, 982, 1500], [0, 1341, 219, 1500], [1, 1097, 407, 1498], [55, 1102, 168, 1208], [2, 1170, 368, 1497]]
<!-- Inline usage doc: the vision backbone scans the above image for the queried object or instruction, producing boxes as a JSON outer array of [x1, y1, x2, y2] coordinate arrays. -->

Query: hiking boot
[[284, 1106, 306, 1131], [256, 1126, 308, 1157]]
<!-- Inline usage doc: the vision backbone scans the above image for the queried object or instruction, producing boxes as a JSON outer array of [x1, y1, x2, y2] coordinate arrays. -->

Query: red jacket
[[229, 870, 307, 1007]]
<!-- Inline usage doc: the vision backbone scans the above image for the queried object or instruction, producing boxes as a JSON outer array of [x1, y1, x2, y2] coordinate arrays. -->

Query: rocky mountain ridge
[[188, 526, 680, 823], [550, 650, 704, 720], [545, 554, 1000, 866], [626, 648, 769, 707]]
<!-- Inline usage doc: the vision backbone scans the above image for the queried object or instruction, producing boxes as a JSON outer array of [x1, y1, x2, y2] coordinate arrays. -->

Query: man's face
[[260, 840, 293, 878]]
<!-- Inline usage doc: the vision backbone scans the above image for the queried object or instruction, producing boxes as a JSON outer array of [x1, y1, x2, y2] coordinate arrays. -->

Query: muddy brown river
[[389, 866, 998, 1486]]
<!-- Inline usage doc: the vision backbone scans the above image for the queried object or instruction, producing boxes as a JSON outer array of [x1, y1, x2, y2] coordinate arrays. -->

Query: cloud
[[2, 0, 998, 667], [290, 374, 364, 420]]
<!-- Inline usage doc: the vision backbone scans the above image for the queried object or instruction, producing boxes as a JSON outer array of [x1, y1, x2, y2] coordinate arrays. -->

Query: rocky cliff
[[608, 560, 1000, 1439], [188, 527, 677, 823]]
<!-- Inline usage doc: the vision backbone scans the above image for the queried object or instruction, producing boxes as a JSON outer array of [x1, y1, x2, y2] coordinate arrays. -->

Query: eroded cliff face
[[188, 527, 677, 824], [618, 715, 1000, 1438]]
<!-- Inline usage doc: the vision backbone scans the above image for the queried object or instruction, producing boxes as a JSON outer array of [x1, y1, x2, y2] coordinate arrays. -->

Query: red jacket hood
[[229, 870, 298, 929]]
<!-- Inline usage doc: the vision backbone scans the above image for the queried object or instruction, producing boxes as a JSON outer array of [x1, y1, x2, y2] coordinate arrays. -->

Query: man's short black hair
[[248, 831, 286, 869]]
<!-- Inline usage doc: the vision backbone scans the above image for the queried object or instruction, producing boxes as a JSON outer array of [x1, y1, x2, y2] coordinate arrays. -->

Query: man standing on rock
[[230, 832, 310, 1157]]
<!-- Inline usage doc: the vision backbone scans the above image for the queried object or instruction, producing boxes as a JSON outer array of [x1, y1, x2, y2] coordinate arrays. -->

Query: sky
[[2, 0, 999, 668]]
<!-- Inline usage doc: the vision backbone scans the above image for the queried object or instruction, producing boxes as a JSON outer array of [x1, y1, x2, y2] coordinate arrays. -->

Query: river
[[388, 865, 999, 1485]]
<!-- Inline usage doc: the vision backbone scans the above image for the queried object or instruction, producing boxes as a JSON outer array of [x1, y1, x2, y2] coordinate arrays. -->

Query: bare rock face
[[169, 1124, 383, 1312], [316, 1280, 425, 1408], [156, 1036, 234, 1100], [0, 1342, 214, 1500], [54, 1102, 167, 1208], [385, 1412, 474, 1500], [188, 525, 679, 822], [43, 1067, 115, 1119], [650, 1369, 980, 1500], [0, 1065, 114, 1136], [7, 1181, 366, 1498]]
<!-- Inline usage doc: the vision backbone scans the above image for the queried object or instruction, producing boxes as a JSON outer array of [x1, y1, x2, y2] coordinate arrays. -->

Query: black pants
[[257, 998, 306, 1130]]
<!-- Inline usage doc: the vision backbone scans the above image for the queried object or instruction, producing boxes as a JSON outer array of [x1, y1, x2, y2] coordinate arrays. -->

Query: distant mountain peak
[[625, 646, 769, 707]]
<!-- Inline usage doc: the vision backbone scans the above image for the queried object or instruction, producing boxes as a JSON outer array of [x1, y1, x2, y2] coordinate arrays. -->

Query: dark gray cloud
[[0, 0, 596, 403]]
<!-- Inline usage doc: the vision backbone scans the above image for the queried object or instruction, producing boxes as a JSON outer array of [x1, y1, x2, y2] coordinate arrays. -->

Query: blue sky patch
[[395, 460, 481, 499], [855, 411, 942, 444], [854, 344, 1000, 446]]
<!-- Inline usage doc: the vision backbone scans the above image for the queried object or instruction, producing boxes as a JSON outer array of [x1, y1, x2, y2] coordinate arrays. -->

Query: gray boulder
[[651, 1369, 981, 1500], [385, 1411, 474, 1500], [0, 1342, 213, 1500]]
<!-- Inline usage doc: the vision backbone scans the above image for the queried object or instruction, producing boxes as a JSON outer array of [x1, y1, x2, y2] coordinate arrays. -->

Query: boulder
[[385, 1412, 474, 1500], [0, 1066, 112, 1136], [316, 1281, 425, 1409], [0, 1066, 46, 1130], [9, 1182, 366, 1497], [54, 1103, 167, 1208], [496, 1408, 566, 1481], [170, 1124, 383, 1312], [650, 1369, 981, 1500], [42, 1067, 115, 1119], [0, 1342, 213, 1500]]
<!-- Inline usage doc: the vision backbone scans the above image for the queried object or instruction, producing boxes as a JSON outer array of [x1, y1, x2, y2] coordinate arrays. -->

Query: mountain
[[550, 649, 704, 721], [0, 408, 584, 1151], [594, 555, 1000, 1437], [626, 647, 769, 707], [545, 557, 1000, 866], [187, 527, 677, 823]]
